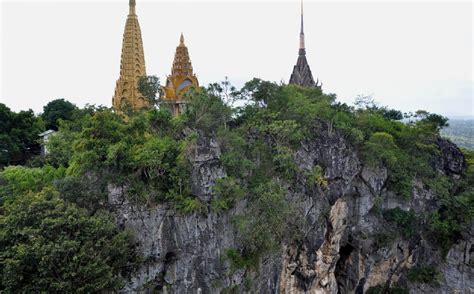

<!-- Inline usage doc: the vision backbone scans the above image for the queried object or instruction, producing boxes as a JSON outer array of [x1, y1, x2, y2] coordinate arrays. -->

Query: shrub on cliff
[[0, 188, 140, 293]]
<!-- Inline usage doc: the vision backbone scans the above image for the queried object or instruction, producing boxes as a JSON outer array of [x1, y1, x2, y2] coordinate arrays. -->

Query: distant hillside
[[441, 119, 474, 150]]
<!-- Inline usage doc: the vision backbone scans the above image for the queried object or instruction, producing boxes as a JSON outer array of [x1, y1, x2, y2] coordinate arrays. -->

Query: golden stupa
[[112, 0, 148, 111], [161, 34, 199, 115]]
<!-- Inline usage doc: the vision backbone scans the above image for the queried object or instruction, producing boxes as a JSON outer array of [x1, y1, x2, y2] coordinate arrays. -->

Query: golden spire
[[129, 0, 136, 15], [170, 33, 194, 77], [112, 0, 148, 111], [162, 34, 200, 116]]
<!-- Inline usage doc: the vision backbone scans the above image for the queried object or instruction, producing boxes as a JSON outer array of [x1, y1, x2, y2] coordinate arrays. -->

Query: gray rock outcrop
[[110, 128, 472, 293]]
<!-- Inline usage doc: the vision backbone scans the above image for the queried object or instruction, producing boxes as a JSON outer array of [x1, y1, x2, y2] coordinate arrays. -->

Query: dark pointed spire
[[289, 0, 321, 88], [300, 0, 305, 50]]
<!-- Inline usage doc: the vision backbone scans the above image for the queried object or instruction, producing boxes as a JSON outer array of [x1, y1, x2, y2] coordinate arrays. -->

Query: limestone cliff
[[109, 126, 472, 293]]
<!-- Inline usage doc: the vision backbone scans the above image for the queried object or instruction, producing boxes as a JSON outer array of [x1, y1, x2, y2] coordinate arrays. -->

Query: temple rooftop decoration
[[289, 0, 322, 88], [162, 33, 199, 116], [112, 0, 148, 112]]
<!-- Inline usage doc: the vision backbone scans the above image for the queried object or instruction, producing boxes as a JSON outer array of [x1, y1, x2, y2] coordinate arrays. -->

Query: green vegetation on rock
[[407, 266, 441, 285], [0, 79, 473, 291]]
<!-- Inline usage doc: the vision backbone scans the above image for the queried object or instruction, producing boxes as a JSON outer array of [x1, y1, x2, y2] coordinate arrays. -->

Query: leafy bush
[[228, 180, 300, 269], [0, 104, 44, 166], [372, 231, 397, 250], [0, 188, 140, 293], [217, 129, 254, 178], [181, 89, 232, 134], [427, 149, 474, 254], [211, 177, 245, 213], [174, 196, 206, 214], [363, 132, 398, 167], [407, 266, 440, 285], [383, 208, 417, 239], [45, 107, 194, 208], [273, 146, 298, 181], [305, 165, 328, 189], [366, 285, 409, 294], [224, 248, 257, 270], [0, 165, 65, 203]]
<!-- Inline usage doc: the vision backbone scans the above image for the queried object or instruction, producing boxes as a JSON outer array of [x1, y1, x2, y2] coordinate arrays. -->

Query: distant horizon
[[1, 0, 472, 117]]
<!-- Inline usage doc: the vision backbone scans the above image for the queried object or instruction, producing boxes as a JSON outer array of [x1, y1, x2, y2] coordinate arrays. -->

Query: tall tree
[[138, 75, 160, 106], [42, 99, 77, 130], [0, 103, 44, 166]]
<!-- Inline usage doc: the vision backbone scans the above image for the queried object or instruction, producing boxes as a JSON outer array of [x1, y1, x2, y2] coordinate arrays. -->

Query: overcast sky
[[1, 0, 472, 117]]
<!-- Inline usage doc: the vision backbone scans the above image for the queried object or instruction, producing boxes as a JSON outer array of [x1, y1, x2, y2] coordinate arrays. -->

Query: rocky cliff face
[[109, 129, 473, 293]]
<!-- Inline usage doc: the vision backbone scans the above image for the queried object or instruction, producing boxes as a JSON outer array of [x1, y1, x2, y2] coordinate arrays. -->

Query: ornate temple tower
[[289, 0, 321, 88], [112, 0, 148, 111], [162, 34, 199, 116]]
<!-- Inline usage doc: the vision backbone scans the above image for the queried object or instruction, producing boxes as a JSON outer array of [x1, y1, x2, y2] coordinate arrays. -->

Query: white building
[[38, 130, 56, 156]]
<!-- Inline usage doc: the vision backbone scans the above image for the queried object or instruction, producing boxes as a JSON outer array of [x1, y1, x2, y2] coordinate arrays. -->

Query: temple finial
[[180, 33, 185, 45], [129, 0, 136, 15], [301, 0, 304, 33], [299, 0, 305, 50]]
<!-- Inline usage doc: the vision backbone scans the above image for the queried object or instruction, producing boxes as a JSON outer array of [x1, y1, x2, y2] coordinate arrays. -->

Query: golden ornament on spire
[[162, 33, 199, 116], [112, 0, 148, 112]]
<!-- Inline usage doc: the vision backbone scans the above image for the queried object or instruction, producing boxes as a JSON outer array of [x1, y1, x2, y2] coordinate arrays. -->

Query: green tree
[[0, 103, 44, 166], [42, 99, 77, 130], [229, 180, 300, 268], [420, 114, 449, 131], [182, 89, 232, 134], [211, 177, 245, 212], [138, 75, 160, 105], [362, 132, 399, 166], [381, 108, 403, 120], [0, 188, 140, 293], [0, 165, 65, 203], [407, 266, 440, 285]]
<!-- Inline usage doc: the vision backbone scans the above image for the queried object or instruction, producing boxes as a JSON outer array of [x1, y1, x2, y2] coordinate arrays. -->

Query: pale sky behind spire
[[0, 0, 472, 117]]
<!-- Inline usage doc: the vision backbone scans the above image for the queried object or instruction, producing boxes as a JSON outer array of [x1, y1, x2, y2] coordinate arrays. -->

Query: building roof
[[39, 130, 55, 137], [289, 0, 321, 88]]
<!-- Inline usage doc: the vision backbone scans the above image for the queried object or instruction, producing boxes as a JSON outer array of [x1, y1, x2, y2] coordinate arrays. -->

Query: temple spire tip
[[299, 0, 305, 50], [129, 0, 136, 15]]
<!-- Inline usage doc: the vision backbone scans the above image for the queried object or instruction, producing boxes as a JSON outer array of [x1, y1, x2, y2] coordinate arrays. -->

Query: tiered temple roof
[[112, 0, 148, 111], [162, 34, 199, 115], [289, 0, 321, 88]]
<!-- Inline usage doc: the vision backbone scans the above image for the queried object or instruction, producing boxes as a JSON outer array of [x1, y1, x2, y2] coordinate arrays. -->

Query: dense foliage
[[138, 75, 161, 107], [0, 103, 44, 166], [0, 188, 139, 292], [407, 266, 440, 285], [366, 284, 409, 294], [42, 98, 78, 130], [0, 78, 472, 291]]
